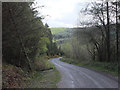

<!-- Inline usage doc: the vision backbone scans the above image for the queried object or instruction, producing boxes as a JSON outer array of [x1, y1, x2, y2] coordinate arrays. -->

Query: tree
[[106, 2, 110, 61], [75, 1, 120, 62], [2, 2, 59, 71]]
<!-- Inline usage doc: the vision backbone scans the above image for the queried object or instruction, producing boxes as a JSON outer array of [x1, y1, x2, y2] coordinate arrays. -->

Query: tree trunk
[[116, 1, 119, 61], [106, 2, 110, 62]]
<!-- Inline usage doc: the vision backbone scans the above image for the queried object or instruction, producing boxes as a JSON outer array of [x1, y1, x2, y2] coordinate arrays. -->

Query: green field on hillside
[[50, 28, 72, 45], [51, 28, 67, 35]]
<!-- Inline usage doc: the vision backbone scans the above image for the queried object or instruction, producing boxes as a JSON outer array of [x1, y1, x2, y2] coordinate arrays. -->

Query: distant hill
[[51, 28, 67, 35], [50, 28, 73, 45]]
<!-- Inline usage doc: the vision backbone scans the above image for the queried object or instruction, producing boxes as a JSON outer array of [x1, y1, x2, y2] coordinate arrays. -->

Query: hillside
[[50, 28, 73, 45]]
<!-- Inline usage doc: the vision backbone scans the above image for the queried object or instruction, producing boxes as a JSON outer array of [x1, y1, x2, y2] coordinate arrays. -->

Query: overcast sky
[[34, 0, 95, 28]]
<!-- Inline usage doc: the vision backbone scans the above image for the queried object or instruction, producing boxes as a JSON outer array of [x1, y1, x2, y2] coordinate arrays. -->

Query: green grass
[[53, 38, 69, 43], [53, 38, 65, 42], [51, 28, 67, 35], [25, 60, 61, 88], [26, 68, 60, 88], [3, 57, 61, 88], [60, 58, 119, 77], [50, 28, 72, 46]]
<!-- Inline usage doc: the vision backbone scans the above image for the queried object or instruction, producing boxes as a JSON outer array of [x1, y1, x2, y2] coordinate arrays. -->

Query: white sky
[[34, 0, 95, 28]]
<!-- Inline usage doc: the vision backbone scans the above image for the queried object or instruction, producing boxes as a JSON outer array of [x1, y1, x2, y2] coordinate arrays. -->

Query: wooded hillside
[[2, 2, 61, 88], [2, 2, 60, 70]]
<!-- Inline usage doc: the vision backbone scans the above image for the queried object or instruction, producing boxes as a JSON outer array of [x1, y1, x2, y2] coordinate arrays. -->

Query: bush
[[33, 56, 53, 71], [45, 56, 50, 59]]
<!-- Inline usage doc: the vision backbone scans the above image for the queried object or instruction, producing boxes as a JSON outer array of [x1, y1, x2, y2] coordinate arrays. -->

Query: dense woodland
[[61, 1, 120, 67], [2, 2, 60, 71]]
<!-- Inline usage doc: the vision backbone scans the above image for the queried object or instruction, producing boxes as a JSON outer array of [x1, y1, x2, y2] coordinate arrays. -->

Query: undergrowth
[[2, 56, 60, 88]]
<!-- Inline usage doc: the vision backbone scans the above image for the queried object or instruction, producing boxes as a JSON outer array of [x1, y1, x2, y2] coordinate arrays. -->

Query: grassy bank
[[26, 65, 60, 88], [60, 58, 119, 77], [2, 57, 61, 88]]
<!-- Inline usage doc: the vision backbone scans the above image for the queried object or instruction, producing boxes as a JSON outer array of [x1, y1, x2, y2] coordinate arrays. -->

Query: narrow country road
[[51, 57, 118, 88]]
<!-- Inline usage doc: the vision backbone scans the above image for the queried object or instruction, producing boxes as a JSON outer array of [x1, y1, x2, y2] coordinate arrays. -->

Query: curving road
[[51, 57, 119, 88]]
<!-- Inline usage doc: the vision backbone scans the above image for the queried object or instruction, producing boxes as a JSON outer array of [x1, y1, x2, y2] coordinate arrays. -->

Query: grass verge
[[60, 57, 119, 77], [25, 61, 61, 88], [2, 58, 61, 88]]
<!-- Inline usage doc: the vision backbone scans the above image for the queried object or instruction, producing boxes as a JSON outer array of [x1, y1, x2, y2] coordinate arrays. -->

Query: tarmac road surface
[[51, 57, 118, 88]]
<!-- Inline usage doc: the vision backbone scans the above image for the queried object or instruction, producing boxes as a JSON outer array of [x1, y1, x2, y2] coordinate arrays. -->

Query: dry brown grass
[[2, 63, 26, 88]]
